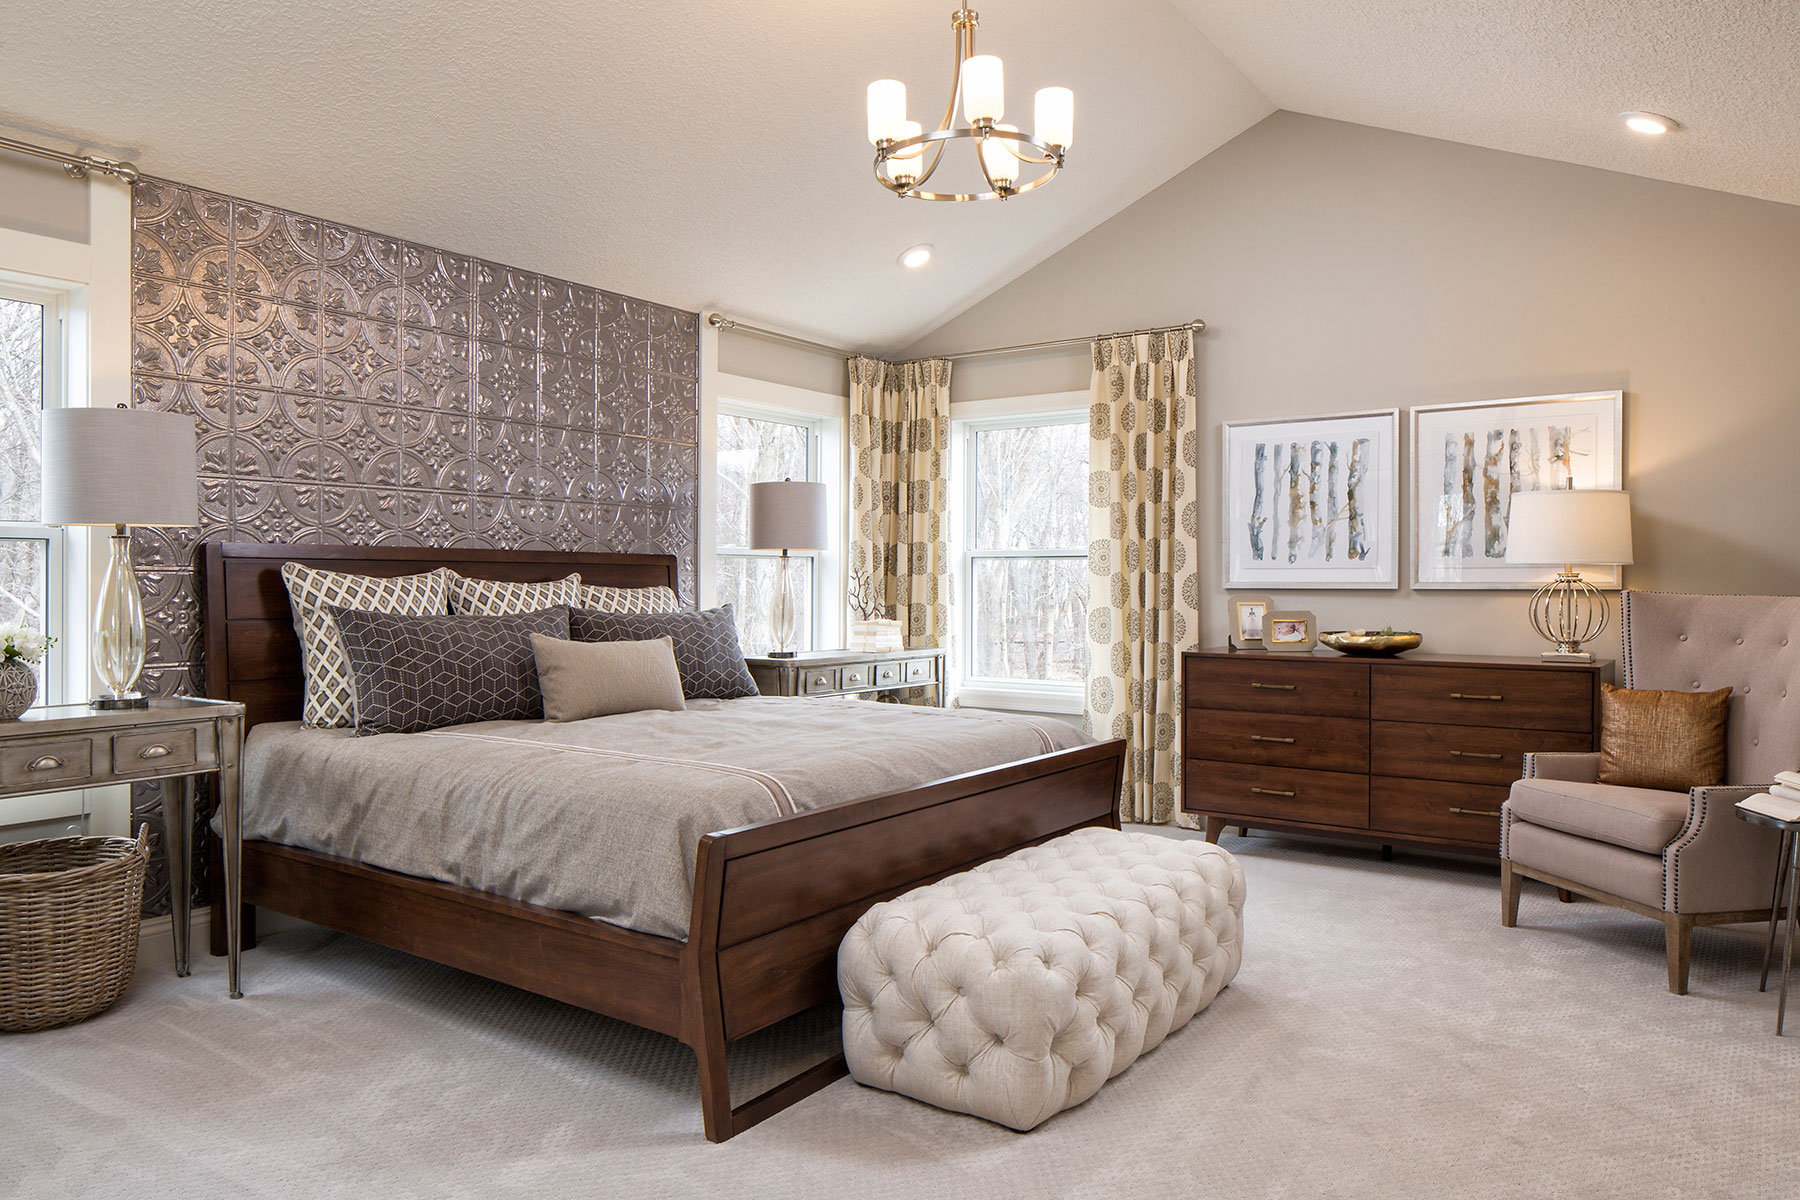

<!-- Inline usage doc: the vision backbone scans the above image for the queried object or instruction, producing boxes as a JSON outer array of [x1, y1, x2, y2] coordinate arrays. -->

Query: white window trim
[[950, 390, 1089, 715], [700, 371, 849, 652], [0, 178, 132, 837]]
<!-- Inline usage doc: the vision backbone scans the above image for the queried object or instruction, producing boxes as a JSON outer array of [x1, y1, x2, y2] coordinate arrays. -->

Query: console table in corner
[[0, 697, 246, 997], [746, 648, 946, 706], [1181, 648, 1613, 854]]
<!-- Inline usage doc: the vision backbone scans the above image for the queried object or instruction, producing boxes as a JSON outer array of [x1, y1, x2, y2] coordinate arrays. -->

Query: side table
[[0, 697, 246, 999], [1737, 802, 1800, 1035], [746, 648, 947, 706]]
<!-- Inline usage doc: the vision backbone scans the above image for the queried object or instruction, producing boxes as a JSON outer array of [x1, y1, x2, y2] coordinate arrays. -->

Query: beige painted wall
[[0, 154, 90, 242], [907, 112, 1800, 661], [717, 327, 847, 396]]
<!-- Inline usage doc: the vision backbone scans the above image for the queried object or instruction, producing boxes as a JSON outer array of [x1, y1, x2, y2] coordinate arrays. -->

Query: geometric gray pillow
[[569, 605, 759, 700], [329, 605, 571, 735]]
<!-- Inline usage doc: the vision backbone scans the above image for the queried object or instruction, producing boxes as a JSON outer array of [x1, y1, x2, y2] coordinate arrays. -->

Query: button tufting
[[1679, 634, 1688, 642], [1736, 637, 1744, 645]]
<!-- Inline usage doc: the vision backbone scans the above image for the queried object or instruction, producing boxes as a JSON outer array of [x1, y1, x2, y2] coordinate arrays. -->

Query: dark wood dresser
[[1182, 648, 1613, 853]]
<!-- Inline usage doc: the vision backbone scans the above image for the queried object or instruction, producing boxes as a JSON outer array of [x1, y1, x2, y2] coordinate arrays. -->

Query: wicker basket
[[0, 828, 150, 1032]]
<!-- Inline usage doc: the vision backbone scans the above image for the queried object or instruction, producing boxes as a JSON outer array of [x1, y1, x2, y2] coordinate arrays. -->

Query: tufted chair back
[[1620, 590, 1800, 785]]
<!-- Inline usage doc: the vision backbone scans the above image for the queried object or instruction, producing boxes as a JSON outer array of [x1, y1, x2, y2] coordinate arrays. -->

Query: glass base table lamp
[[1504, 488, 1634, 661], [41, 406, 199, 708], [748, 479, 828, 658]]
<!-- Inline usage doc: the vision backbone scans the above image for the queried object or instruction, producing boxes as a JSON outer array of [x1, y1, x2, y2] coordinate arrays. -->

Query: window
[[0, 285, 65, 703], [958, 412, 1088, 707], [714, 408, 821, 654]]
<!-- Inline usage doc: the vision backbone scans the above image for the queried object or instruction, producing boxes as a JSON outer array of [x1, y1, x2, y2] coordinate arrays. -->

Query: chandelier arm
[[909, 137, 952, 192], [934, 19, 970, 140]]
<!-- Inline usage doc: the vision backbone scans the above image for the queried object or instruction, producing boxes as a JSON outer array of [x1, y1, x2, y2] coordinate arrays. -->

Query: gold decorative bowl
[[1319, 630, 1423, 657]]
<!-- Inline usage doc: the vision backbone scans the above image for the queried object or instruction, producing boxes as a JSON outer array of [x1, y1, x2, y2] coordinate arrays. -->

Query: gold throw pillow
[[1597, 683, 1731, 790]]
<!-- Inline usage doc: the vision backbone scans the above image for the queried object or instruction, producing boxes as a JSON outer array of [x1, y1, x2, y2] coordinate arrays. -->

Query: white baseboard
[[136, 905, 316, 972]]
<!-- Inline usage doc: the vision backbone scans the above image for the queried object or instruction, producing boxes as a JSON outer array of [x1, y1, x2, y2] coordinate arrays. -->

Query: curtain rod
[[0, 132, 140, 184], [707, 312, 1206, 365]]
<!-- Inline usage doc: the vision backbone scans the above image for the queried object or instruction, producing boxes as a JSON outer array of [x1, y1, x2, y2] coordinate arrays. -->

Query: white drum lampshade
[[1504, 489, 1633, 660], [41, 406, 199, 706], [749, 480, 827, 658]]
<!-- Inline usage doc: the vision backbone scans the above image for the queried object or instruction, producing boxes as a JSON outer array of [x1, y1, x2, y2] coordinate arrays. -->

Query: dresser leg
[[1204, 817, 1226, 844], [1556, 888, 1575, 903], [1380, 844, 1394, 861]]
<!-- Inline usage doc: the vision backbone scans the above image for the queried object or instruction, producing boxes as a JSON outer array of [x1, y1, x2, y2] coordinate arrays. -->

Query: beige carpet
[[4, 828, 1797, 1199]]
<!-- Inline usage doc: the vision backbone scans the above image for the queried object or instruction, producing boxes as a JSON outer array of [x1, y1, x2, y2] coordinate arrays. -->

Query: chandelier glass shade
[[866, 8, 1072, 202]]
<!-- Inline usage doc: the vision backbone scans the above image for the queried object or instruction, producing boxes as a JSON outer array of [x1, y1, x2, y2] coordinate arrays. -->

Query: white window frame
[[0, 279, 72, 706], [702, 375, 848, 654], [951, 391, 1090, 714]]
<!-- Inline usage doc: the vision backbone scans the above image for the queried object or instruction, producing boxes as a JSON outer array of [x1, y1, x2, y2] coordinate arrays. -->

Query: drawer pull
[[1249, 735, 1296, 744], [1250, 786, 1296, 797], [1449, 692, 1504, 702], [27, 755, 64, 772], [1448, 806, 1503, 817], [1448, 750, 1504, 760], [1250, 682, 1297, 691], [139, 744, 172, 759]]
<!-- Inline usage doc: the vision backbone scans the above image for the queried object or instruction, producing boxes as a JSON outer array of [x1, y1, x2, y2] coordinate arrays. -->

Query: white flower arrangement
[[0, 625, 54, 665]]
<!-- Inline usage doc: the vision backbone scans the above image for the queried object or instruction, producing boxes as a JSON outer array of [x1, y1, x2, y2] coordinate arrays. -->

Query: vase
[[0, 660, 36, 720]]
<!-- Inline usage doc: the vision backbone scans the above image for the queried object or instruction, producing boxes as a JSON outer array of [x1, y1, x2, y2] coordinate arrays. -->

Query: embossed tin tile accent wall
[[127, 177, 699, 913]]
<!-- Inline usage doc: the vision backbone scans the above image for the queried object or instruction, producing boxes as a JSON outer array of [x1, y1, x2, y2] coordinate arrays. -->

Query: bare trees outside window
[[0, 297, 47, 634], [714, 411, 815, 654], [965, 419, 1087, 684]]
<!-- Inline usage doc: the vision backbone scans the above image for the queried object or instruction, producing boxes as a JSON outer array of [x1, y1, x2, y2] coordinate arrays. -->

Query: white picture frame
[[1222, 409, 1399, 590], [1410, 391, 1624, 590]]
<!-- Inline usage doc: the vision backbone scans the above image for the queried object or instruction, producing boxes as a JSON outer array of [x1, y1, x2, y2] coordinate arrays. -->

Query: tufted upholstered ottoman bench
[[838, 826, 1244, 1131]]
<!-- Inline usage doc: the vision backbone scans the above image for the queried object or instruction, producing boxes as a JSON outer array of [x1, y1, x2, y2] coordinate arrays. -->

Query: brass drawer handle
[[139, 744, 172, 759], [1449, 692, 1504, 701], [1249, 735, 1296, 744], [27, 755, 65, 772], [1449, 750, 1503, 760], [1250, 682, 1297, 691], [1449, 806, 1502, 817], [1250, 786, 1296, 797]]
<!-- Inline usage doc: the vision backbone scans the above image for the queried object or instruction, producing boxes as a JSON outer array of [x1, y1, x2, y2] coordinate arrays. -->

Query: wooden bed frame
[[200, 542, 1124, 1142]]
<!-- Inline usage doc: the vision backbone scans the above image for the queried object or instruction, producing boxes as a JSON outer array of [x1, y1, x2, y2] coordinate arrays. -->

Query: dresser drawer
[[1185, 656, 1370, 719], [1187, 709, 1369, 773], [903, 657, 935, 683], [114, 725, 212, 774], [1185, 759, 1370, 828], [842, 665, 873, 690], [1371, 665, 1593, 732], [1371, 777, 1510, 845], [1372, 722, 1591, 785], [873, 661, 904, 688], [801, 667, 840, 695], [0, 739, 94, 789]]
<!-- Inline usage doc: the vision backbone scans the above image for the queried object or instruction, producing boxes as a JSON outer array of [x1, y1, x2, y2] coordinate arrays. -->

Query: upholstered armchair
[[1501, 591, 1797, 993]]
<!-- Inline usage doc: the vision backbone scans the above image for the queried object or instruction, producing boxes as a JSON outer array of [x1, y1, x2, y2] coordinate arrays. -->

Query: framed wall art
[[1410, 391, 1624, 589], [1222, 409, 1399, 589]]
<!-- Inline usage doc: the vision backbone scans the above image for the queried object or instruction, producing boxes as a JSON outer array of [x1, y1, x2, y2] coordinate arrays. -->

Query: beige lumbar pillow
[[1598, 683, 1731, 790], [530, 634, 686, 721]]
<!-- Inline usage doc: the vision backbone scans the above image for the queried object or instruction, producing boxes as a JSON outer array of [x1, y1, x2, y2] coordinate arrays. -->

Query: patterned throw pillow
[[330, 606, 572, 735], [281, 563, 449, 728], [578, 583, 682, 614], [446, 571, 583, 616], [570, 605, 759, 700]]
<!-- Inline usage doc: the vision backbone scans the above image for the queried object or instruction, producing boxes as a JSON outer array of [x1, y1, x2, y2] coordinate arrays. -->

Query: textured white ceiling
[[0, 0, 1272, 354], [6, 2, 1795, 354], [1171, 0, 1800, 210]]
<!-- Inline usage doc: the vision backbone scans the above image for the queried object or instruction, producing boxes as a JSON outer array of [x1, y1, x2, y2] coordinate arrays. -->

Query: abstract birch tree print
[[1241, 432, 1374, 566], [1431, 418, 1589, 561]]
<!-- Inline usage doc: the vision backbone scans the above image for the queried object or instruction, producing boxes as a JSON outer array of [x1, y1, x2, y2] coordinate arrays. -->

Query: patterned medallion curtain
[[1085, 330, 1201, 824], [848, 356, 952, 650]]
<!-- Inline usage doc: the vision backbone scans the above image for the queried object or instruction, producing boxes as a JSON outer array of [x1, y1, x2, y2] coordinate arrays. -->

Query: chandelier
[[866, 8, 1073, 202]]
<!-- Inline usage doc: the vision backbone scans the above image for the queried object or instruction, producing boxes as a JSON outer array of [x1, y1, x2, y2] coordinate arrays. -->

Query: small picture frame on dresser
[[1229, 595, 1273, 649], [1263, 610, 1317, 653]]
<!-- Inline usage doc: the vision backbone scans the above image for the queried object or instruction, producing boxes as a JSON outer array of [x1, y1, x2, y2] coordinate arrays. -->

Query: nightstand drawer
[[801, 667, 841, 694], [903, 658, 934, 683], [113, 725, 210, 774], [0, 739, 94, 788], [842, 665, 873, 690], [873, 662, 904, 688]]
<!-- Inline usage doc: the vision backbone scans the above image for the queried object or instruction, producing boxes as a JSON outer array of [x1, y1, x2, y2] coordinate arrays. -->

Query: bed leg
[[693, 1016, 734, 1143]]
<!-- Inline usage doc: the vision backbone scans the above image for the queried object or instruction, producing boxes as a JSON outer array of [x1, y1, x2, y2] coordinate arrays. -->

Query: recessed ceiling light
[[1620, 111, 1675, 136], [898, 243, 934, 269]]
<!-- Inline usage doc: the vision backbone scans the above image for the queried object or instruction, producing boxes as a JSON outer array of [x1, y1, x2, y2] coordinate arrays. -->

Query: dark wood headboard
[[200, 543, 679, 731]]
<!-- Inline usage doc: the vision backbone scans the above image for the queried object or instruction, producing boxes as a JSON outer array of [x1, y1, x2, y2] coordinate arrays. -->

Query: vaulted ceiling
[[5, 2, 1794, 355]]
